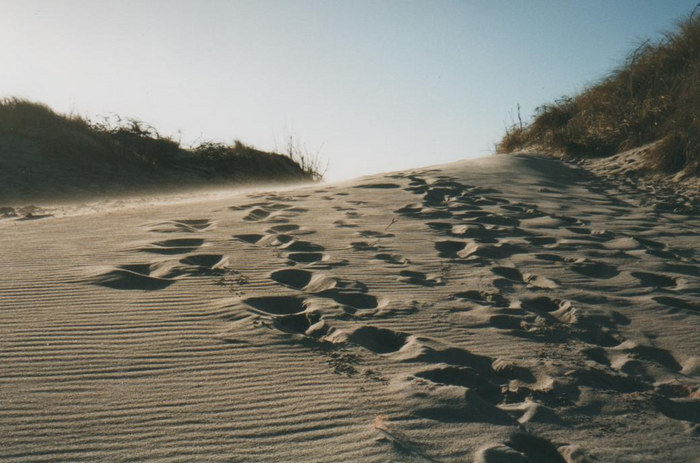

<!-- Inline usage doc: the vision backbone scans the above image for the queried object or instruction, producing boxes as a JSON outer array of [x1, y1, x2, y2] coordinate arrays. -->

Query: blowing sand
[[1, 154, 698, 462]]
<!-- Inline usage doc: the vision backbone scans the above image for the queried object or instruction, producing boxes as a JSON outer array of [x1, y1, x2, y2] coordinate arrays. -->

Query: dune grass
[[0, 98, 321, 201], [498, 9, 700, 175]]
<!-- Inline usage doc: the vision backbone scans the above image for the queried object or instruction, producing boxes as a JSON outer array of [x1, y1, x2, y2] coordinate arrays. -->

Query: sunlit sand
[[1, 154, 697, 461]]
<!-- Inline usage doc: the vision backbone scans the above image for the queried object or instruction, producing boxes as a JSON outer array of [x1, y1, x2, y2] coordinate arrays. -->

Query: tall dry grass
[[499, 9, 700, 174]]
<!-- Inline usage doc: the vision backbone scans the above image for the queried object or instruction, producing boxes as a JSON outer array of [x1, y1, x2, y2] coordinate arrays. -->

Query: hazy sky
[[2, 1, 697, 180]]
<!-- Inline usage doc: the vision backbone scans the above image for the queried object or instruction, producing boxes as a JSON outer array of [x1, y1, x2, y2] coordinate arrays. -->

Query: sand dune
[[1, 154, 698, 462]]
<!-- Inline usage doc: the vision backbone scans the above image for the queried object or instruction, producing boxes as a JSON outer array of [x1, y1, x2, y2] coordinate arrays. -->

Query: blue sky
[[2, 0, 697, 180]]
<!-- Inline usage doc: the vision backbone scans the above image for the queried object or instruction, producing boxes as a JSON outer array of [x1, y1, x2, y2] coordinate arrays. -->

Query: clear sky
[[2, 0, 697, 180]]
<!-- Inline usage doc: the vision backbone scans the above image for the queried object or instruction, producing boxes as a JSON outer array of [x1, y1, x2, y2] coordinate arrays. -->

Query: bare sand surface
[[1, 154, 698, 462]]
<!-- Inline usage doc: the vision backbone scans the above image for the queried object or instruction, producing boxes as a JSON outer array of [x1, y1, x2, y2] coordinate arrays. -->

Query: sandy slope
[[0, 154, 698, 462]]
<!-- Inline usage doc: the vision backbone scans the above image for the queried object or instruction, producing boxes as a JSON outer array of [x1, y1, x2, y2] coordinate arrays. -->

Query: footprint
[[399, 270, 445, 287], [474, 443, 530, 463], [523, 273, 558, 289], [426, 221, 453, 232], [449, 224, 501, 242], [270, 268, 313, 290], [395, 203, 423, 215], [266, 223, 314, 236], [613, 340, 682, 371], [525, 236, 558, 246], [234, 233, 292, 247], [646, 247, 694, 260], [270, 268, 336, 293], [520, 296, 571, 313], [499, 400, 566, 426], [268, 224, 300, 233], [570, 260, 620, 279], [663, 263, 700, 278], [603, 237, 644, 251], [502, 431, 568, 463], [461, 242, 527, 260], [435, 240, 466, 258], [332, 292, 379, 310], [572, 365, 649, 393], [652, 296, 696, 312], [491, 266, 524, 282], [457, 210, 492, 219], [149, 218, 214, 233], [455, 290, 510, 307], [283, 240, 325, 253], [631, 271, 678, 288], [499, 204, 528, 213], [350, 241, 379, 252], [457, 306, 524, 330], [266, 216, 290, 224], [392, 376, 512, 424], [395, 337, 496, 371], [228, 202, 268, 211], [534, 253, 564, 262], [413, 365, 502, 403], [16, 211, 54, 221], [655, 396, 700, 424], [468, 213, 520, 227], [357, 230, 395, 239], [234, 234, 265, 244], [521, 215, 575, 229], [243, 208, 271, 221], [396, 204, 453, 220], [266, 234, 295, 247], [634, 236, 665, 249], [474, 197, 502, 206], [176, 218, 213, 227], [179, 254, 228, 275], [450, 203, 483, 212], [415, 209, 454, 220], [406, 184, 429, 194], [139, 238, 204, 254], [92, 264, 177, 290], [273, 312, 322, 335], [491, 266, 528, 290], [287, 252, 327, 263], [283, 207, 309, 214], [437, 240, 527, 260], [354, 183, 401, 189], [338, 326, 409, 353], [264, 203, 293, 211], [333, 219, 358, 228], [374, 253, 409, 266], [243, 296, 308, 315]]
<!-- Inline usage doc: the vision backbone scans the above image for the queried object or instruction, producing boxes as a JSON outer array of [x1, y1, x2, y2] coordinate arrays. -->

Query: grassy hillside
[[498, 11, 699, 175], [0, 98, 320, 203]]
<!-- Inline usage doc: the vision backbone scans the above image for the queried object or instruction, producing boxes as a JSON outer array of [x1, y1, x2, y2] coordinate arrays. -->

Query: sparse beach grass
[[499, 10, 700, 175]]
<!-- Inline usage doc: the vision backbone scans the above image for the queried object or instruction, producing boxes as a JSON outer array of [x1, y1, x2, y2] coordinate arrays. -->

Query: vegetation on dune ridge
[[498, 8, 700, 175], [0, 98, 322, 201]]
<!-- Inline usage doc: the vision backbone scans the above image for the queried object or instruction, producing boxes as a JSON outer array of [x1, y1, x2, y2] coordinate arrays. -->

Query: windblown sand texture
[[1, 155, 698, 462]]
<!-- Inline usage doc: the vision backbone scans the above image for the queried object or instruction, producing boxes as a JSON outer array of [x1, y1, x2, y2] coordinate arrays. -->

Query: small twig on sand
[[372, 415, 437, 462], [385, 217, 398, 232]]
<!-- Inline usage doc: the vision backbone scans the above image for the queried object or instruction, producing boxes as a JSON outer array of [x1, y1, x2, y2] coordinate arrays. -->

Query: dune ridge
[[0, 98, 317, 205]]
